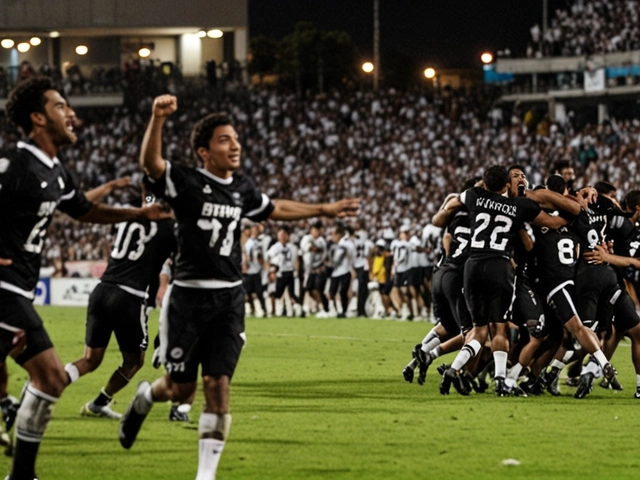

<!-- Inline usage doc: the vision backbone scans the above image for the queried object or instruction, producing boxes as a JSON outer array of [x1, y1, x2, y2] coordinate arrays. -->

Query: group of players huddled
[[402, 163, 640, 400]]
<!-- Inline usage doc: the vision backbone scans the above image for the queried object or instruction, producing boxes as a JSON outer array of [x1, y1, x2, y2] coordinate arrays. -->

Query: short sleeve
[[524, 199, 542, 222], [460, 188, 477, 209], [145, 161, 189, 200], [0, 157, 20, 199], [57, 167, 93, 219], [242, 177, 274, 222]]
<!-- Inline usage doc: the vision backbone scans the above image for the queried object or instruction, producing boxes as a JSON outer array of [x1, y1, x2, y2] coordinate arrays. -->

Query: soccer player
[[391, 226, 415, 320], [329, 223, 356, 318], [0, 76, 168, 480], [300, 221, 330, 317], [437, 165, 583, 396], [266, 226, 303, 317], [243, 224, 268, 317], [118, 94, 359, 480], [353, 222, 374, 317], [64, 184, 177, 419]]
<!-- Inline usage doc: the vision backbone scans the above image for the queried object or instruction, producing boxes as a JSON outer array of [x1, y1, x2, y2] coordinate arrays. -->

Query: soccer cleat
[[635, 387, 640, 399], [169, 405, 190, 422], [436, 363, 450, 376], [544, 368, 561, 396], [602, 363, 623, 391], [511, 384, 528, 398], [495, 377, 511, 397], [565, 377, 579, 387], [413, 344, 432, 386], [574, 373, 595, 399], [439, 368, 456, 395], [0, 396, 19, 432], [119, 381, 152, 449], [80, 401, 122, 420], [402, 366, 414, 383]]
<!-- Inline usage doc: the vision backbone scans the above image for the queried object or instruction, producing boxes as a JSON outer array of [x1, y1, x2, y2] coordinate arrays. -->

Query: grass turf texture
[[3, 306, 638, 479]]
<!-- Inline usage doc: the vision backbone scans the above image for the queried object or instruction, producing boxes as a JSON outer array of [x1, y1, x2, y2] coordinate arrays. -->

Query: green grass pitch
[[3, 306, 639, 479]]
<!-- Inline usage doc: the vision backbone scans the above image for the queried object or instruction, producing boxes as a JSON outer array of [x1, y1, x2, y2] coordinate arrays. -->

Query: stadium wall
[[0, 0, 247, 29]]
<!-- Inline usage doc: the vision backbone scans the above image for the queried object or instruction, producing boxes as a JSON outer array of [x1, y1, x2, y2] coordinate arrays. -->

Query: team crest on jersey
[[203, 184, 212, 194], [232, 191, 243, 206], [41, 181, 48, 189], [0, 158, 8, 173], [170, 347, 184, 359], [57, 177, 65, 190]]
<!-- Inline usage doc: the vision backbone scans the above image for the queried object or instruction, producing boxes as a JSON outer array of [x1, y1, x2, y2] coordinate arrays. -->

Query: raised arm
[[432, 195, 463, 228], [530, 211, 570, 229], [140, 95, 177, 180], [269, 198, 359, 221]]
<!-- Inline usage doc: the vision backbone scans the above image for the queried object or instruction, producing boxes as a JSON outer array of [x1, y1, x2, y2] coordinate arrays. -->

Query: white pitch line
[[250, 332, 407, 343]]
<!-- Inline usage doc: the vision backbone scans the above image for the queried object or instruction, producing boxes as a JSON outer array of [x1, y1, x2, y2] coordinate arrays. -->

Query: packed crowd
[[0, 85, 638, 271], [527, 0, 640, 58]]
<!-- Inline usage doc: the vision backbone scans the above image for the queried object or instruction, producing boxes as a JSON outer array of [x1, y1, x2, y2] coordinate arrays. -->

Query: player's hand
[[322, 198, 360, 218], [583, 244, 608, 264], [139, 203, 174, 221], [152, 95, 178, 118], [577, 186, 598, 205], [0, 258, 12, 266], [109, 176, 131, 190]]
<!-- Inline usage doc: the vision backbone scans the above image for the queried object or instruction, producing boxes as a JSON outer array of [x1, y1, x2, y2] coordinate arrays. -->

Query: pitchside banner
[[50, 278, 100, 307], [34, 278, 51, 305], [584, 68, 605, 92]]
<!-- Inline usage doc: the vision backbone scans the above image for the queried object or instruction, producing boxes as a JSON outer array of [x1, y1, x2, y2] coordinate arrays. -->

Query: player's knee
[[16, 384, 57, 441], [199, 412, 232, 441]]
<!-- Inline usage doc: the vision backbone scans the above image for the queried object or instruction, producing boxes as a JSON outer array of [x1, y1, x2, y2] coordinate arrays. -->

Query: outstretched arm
[[584, 244, 640, 269], [525, 189, 581, 216], [140, 95, 177, 180], [77, 202, 172, 224], [269, 198, 360, 221], [85, 176, 131, 203]]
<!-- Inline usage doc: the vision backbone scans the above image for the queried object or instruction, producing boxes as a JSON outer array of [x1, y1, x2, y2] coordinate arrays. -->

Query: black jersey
[[100, 218, 176, 294], [571, 200, 610, 252], [442, 209, 471, 267], [460, 187, 541, 259], [533, 223, 579, 287], [146, 161, 274, 284], [0, 140, 93, 295]]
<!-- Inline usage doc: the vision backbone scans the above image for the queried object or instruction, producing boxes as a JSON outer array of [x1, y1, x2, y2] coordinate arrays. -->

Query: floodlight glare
[[424, 67, 436, 79], [362, 62, 374, 73], [481, 52, 494, 64], [75, 45, 88, 55], [1, 39, 14, 49], [30, 37, 42, 46], [17, 42, 30, 53]]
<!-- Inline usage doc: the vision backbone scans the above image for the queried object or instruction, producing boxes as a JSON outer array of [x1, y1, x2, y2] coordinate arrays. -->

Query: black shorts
[[86, 282, 149, 354], [545, 280, 579, 326], [275, 271, 295, 299], [162, 284, 245, 383], [463, 256, 515, 327], [329, 273, 351, 297], [0, 291, 53, 365], [575, 263, 620, 331], [394, 271, 411, 288], [380, 282, 392, 295], [424, 266, 434, 281], [432, 264, 472, 334], [410, 267, 424, 288], [613, 290, 640, 333], [512, 275, 545, 327], [244, 273, 263, 296], [306, 270, 328, 292]]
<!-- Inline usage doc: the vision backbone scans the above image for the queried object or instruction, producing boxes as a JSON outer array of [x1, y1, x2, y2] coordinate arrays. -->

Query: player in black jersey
[[436, 165, 581, 397], [64, 185, 177, 419], [0, 77, 169, 480], [118, 94, 359, 480]]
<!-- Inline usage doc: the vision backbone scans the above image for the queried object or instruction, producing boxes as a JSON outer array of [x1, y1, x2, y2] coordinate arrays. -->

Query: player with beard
[[437, 165, 584, 397], [118, 95, 359, 480], [0, 77, 169, 480]]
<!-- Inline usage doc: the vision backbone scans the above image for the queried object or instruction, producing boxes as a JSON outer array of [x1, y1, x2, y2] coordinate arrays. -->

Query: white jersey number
[[470, 213, 513, 251]]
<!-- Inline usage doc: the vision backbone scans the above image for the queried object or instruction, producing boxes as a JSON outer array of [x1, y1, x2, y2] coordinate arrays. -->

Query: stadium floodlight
[[1, 39, 14, 49], [138, 47, 152, 58], [481, 52, 493, 64], [198, 30, 207, 38], [50, 31, 60, 38], [207, 29, 223, 39], [16, 42, 30, 53], [75, 45, 88, 55], [30, 37, 42, 46], [362, 62, 374, 73], [424, 67, 436, 79]]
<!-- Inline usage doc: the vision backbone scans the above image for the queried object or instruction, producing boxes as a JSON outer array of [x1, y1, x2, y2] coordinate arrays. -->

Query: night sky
[[249, 0, 563, 69]]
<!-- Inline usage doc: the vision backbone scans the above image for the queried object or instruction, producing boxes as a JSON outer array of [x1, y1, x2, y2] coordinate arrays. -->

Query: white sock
[[421, 336, 441, 354], [562, 350, 574, 363], [64, 363, 80, 383], [550, 359, 565, 370], [420, 329, 439, 346], [582, 361, 600, 375], [636, 374, 640, 388], [592, 350, 608, 368], [195, 438, 225, 480], [451, 340, 481, 371], [430, 346, 442, 359], [508, 363, 523, 381], [493, 351, 508, 379]]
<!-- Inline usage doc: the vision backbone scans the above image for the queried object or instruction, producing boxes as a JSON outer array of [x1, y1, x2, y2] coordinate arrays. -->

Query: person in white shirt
[[353, 222, 374, 317], [243, 224, 267, 316], [300, 221, 330, 317], [329, 223, 355, 318], [409, 226, 428, 320], [421, 222, 442, 320], [391, 226, 415, 320], [266, 226, 304, 317]]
